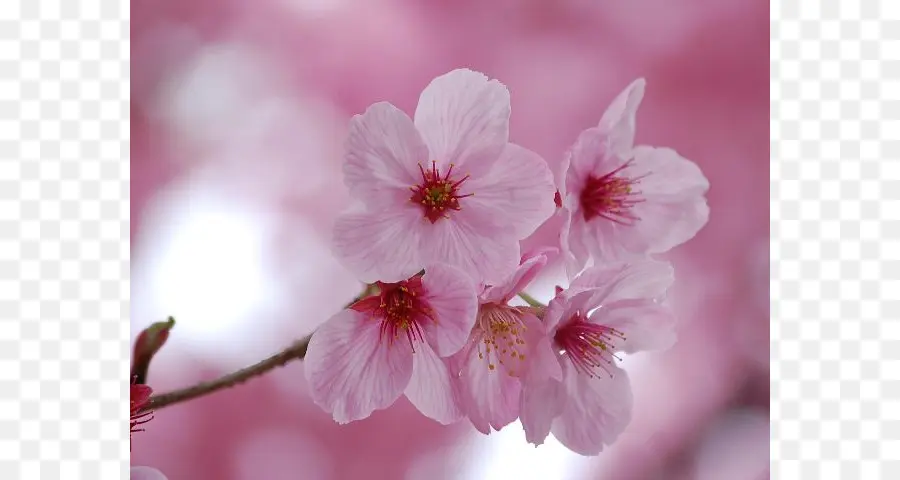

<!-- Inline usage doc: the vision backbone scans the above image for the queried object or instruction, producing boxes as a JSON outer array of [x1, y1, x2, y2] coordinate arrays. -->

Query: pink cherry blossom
[[520, 260, 677, 455], [450, 248, 562, 434], [333, 68, 557, 285], [305, 264, 477, 424], [558, 79, 710, 277], [131, 466, 168, 480]]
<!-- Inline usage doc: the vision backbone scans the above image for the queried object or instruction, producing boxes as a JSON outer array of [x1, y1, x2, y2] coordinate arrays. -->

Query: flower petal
[[344, 102, 430, 208], [414, 69, 510, 177], [130, 384, 152, 407], [520, 313, 563, 382], [421, 263, 479, 357], [593, 301, 677, 354], [520, 377, 565, 446], [584, 219, 638, 265], [542, 292, 570, 332], [131, 467, 168, 480], [564, 127, 617, 193], [455, 338, 523, 434], [404, 341, 464, 424], [559, 208, 593, 280], [551, 362, 633, 455], [568, 259, 675, 307], [631, 146, 709, 196], [332, 205, 426, 283], [304, 309, 414, 424], [481, 248, 555, 304], [624, 146, 710, 253], [597, 78, 645, 158], [462, 143, 557, 239], [419, 216, 520, 286]]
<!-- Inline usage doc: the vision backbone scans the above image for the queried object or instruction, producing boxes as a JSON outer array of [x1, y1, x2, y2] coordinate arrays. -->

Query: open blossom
[[558, 79, 710, 277], [305, 264, 477, 424], [450, 248, 562, 434], [333, 68, 556, 285], [520, 260, 677, 455]]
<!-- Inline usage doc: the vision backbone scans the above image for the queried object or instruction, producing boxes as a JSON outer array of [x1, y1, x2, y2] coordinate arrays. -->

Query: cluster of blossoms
[[305, 69, 709, 455]]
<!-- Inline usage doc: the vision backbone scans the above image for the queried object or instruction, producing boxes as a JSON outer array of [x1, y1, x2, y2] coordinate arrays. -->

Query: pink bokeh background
[[130, 1, 769, 478]]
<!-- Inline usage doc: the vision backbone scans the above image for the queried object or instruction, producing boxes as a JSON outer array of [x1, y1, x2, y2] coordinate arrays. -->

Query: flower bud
[[131, 317, 175, 384]]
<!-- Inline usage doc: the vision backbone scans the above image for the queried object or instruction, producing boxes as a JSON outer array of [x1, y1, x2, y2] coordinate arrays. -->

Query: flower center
[[554, 311, 625, 378], [579, 160, 644, 224], [352, 278, 434, 351], [409, 161, 473, 223], [474, 303, 528, 377]]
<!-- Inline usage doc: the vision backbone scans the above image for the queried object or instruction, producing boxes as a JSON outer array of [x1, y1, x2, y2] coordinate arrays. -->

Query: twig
[[142, 283, 378, 412], [143, 335, 311, 412]]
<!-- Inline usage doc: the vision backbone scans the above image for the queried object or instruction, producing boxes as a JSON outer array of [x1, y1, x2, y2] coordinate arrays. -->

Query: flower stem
[[517, 291, 545, 308], [141, 284, 378, 413]]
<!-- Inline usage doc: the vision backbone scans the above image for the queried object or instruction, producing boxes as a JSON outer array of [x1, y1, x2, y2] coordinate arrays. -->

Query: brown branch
[[141, 284, 379, 413], [142, 334, 312, 412]]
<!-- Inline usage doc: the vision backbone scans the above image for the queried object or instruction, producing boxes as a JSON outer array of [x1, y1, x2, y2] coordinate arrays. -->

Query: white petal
[[568, 259, 675, 307], [304, 310, 414, 423], [332, 205, 426, 283], [404, 341, 464, 424], [421, 263, 478, 357], [626, 146, 710, 253], [463, 143, 557, 239], [560, 209, 592, 280], [481, 248, 554, 304], [520, 377, 565, 446], [414, 69, 510, 178], [551, 362, 633, 455], [456, 337, 523, 433], [419, 216, 521, 286], [344, 102, 430, 208], [594, 301, 677, 354], [597, 78, 645, 158]]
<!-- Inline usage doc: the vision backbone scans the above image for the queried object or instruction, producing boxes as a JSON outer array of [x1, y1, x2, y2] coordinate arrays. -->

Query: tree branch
[[140, 283, 378, 413], [142, 334, 312, 412]]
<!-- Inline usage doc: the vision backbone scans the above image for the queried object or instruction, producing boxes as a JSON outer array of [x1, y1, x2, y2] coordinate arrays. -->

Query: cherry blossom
[[333, 68, 556, 285]]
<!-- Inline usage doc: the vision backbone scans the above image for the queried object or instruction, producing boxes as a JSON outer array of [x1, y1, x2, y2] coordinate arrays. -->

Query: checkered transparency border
[[0, 1, 130, 479], [0, 1, 897, 479], [771, 2, 900, 479]]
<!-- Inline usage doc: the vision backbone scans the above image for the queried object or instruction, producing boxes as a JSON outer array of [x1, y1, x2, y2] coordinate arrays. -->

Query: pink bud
[[131, 317, 175, 384]]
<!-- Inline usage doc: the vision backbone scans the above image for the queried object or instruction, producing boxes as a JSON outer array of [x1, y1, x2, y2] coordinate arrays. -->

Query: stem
[[517, 291, 545, 308], [142, 284, 377, 413], [144, 334, 311, 412]]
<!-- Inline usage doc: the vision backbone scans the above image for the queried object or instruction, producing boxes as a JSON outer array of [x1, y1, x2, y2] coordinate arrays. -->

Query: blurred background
[[130, 0, 769, 478]]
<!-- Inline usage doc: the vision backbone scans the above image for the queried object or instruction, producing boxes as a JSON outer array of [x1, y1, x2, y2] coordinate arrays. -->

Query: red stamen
[[579, 160, 646, 224], [130, 381, 154, 448], [409, 161, 473, 223], [554, 311, 626, 378], [351, 278, 435, 352]]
